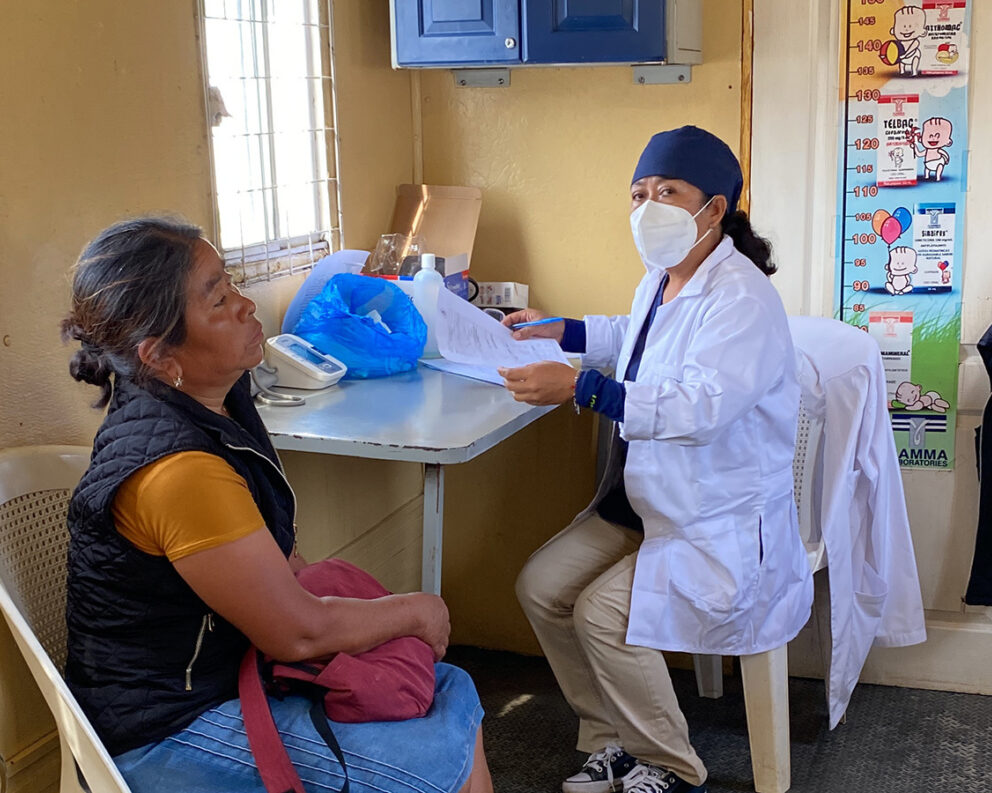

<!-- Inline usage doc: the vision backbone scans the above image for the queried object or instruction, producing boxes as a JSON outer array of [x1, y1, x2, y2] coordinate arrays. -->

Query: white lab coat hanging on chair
[[789, 316, 926, 729], [579, 236, 813, 656]]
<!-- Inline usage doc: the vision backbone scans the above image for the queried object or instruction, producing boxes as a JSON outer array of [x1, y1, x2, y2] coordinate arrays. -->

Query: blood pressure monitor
[[263, 334, 347, 390]]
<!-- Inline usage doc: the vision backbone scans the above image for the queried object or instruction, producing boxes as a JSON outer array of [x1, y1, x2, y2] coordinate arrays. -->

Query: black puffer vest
[[65, 372, 296, 756]]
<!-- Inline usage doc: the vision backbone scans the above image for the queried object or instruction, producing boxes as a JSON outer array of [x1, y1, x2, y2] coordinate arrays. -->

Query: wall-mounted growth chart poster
[[837, 0, 971, 470]]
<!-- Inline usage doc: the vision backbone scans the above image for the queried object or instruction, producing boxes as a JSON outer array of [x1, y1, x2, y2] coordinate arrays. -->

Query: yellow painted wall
[[0, 0, 414, 450], [332, 0, 416, 249], [419, 0, 743, 319], [0, 2, 214, 450], [444, 406, 598, 652]]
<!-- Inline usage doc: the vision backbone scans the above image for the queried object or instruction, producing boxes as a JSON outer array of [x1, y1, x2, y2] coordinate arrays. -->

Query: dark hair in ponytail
[[61, 216, 202, 408], [721, 210, 776, 276], [697, 190, 775, 276]]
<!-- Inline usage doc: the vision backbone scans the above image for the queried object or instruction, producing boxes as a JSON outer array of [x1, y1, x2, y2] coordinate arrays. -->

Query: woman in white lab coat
[[500, 126, 813, 793]]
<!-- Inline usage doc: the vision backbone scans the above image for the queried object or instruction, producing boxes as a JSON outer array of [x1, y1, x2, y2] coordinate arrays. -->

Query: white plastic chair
[[794, 401, 827, 575], [690, 398, 826, 793], [0, 445, 132, 793]]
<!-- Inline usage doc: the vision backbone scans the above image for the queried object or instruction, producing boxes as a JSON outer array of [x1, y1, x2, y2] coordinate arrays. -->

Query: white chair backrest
[[793, 399, 826, 572], [0, 445, 132, 793], [789, 315, 888, 576]]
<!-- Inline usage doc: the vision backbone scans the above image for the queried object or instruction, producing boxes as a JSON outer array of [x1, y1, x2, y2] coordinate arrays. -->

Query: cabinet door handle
[[504, 37, 517, 49]]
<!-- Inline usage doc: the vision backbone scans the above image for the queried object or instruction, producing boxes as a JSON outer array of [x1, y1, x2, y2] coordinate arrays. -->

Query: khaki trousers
[[515, 514, 707, 786]]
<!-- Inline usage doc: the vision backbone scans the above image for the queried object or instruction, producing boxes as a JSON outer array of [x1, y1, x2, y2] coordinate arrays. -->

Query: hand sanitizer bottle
[[413, 253, 443, 358]]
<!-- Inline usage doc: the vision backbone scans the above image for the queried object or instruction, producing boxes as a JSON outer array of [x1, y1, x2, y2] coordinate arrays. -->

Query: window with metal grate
[[198, 0, 341, 284]]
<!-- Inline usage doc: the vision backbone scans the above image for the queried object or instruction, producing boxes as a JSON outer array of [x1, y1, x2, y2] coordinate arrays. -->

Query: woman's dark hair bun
[[69, 346, 103, 381], [61, 320, 114, 406]]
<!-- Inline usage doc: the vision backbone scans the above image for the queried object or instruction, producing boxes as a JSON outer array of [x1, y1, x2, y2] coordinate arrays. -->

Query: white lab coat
[[788, 316, 926, 729], [579, 236, 813, 655]]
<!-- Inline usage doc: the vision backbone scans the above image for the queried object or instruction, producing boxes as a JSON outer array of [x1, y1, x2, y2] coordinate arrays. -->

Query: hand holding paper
[[499, 361, 578, 406], [434, 287, 570, 369]]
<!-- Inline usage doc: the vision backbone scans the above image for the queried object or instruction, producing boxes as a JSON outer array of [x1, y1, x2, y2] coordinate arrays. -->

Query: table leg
[[422, 463, 444, 594]]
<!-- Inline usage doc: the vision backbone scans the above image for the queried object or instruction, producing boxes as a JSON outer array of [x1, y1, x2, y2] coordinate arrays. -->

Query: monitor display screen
[[287, 340, 332, 368]]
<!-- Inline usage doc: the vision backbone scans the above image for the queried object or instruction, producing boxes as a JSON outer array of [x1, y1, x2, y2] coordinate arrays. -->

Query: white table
[[256, 365, 557, 594]]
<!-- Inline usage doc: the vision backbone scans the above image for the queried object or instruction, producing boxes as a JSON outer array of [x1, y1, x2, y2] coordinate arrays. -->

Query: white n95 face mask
[[630, 197, 714, 272]]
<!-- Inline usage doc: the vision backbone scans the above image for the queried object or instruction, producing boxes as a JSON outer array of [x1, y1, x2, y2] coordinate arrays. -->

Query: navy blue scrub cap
[[631, 126, 743, 216]]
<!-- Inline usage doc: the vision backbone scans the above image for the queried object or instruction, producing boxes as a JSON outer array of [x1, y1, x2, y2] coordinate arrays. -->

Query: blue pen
[[511, 317, 564, 330]]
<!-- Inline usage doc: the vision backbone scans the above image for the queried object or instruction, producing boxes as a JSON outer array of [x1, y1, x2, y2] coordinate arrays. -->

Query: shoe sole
[[561, 780, 621, 793]]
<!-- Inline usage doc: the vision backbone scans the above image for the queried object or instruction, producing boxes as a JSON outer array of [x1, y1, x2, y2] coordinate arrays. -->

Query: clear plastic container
[[413, 253, 443, 358]]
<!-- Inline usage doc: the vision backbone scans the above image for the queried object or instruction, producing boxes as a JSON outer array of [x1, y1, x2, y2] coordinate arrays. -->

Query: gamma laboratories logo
[[892, 413, 949, 467]]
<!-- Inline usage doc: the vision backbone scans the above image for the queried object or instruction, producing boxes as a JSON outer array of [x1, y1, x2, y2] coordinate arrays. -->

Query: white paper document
[[434, 286, 570, 369], [420, 358, 503, 386]]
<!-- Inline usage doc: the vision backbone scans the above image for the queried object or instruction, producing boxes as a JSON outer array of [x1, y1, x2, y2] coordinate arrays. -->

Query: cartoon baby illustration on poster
[[907, 117, 953, 181], [893, 381, 950, 413], [885, 246, 918, 295], [880, 5, 927, 76]]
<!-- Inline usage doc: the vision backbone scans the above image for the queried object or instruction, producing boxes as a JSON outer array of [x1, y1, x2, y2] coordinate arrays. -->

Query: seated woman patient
[[500, 126, 813, 793], [61, 217, 493, 793]]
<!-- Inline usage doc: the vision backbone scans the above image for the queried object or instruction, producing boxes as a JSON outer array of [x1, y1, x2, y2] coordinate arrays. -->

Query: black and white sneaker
[[562, 744, 639, 793], [621, 763, 706, 793]]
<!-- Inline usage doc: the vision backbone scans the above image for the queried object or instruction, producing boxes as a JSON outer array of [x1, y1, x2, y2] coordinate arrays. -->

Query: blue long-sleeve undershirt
[[565, 276, 667, 423]]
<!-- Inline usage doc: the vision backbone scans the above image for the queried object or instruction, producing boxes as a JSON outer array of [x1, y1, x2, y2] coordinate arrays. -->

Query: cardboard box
[[359, 184, 482, 299], [389, 184, 481, 301], [389, 184, 482, 264]]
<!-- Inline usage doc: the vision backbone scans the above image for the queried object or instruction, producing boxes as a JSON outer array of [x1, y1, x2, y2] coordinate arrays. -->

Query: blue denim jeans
[[115, 663, 483, 793]]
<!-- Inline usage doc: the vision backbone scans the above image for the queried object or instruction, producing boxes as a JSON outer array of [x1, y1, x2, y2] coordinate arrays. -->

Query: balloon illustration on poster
[[892, 206, 911, 232], [872, 207, 912, 246]]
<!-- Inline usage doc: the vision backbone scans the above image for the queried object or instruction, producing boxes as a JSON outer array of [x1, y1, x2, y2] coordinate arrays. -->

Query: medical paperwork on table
[[430, 286, 569, 384]]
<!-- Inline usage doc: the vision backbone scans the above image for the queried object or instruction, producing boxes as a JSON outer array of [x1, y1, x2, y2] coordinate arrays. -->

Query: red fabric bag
[[238, 558, 436, 793]]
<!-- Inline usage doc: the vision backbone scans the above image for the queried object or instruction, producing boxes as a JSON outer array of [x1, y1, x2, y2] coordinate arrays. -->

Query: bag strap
[[239, 649, 351, 793], [239, 648, 306, 793], [308, 699, 350, 793]]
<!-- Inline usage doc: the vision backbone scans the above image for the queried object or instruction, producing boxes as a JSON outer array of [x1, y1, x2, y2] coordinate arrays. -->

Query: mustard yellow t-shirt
[[112, 451, 265, 561]]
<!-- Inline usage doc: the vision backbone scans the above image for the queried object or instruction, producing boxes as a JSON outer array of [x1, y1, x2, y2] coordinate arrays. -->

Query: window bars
[[199, 0, 341, 284]]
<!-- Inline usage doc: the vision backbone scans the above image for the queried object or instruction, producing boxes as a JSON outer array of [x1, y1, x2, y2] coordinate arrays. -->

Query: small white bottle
[[413, 252, 443, 358]]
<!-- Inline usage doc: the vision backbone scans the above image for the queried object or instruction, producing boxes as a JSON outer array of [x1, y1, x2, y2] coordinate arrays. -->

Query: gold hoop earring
[[174, 375, 183, 389]]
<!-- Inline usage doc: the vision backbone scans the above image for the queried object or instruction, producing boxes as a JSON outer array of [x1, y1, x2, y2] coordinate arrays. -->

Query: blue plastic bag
[[281, 249, 370, 334], [291, 273, 427, 379]]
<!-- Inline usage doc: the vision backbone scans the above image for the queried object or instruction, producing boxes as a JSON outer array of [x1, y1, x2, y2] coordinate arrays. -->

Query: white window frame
[[197, 0, 342, 284]]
